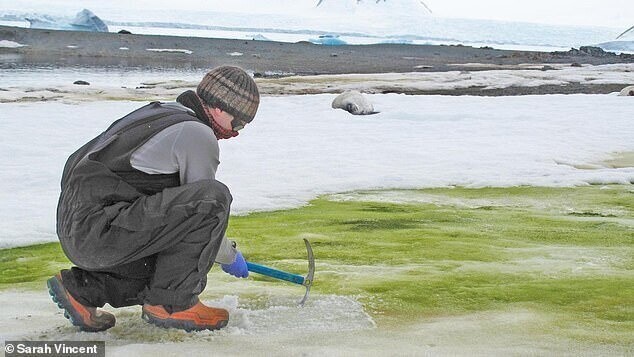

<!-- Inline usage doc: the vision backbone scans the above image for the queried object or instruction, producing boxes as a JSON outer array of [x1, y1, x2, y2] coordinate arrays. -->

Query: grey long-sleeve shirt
[[130, 115, 237, 264]]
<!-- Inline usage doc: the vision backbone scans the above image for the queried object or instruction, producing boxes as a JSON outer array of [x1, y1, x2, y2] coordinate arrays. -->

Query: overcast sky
[[211, 0, 633, 29], [424, 0, 631, 28]]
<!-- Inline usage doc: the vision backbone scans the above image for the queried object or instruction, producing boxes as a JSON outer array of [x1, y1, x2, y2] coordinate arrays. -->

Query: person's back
[[48, 66, 259, 332]]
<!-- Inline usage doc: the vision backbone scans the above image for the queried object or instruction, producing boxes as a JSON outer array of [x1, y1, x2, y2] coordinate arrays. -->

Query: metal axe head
[[298, 238, 315, 306]]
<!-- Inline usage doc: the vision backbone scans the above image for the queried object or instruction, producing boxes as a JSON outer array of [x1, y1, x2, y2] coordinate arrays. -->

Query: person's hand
[[221, 251, 249, 278]]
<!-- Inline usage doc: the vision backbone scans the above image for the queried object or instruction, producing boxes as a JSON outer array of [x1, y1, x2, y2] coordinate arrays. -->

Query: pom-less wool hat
[[197, 66, 260, 123]]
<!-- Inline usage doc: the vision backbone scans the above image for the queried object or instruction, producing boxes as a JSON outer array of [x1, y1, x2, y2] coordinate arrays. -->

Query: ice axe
[[246, 238, 315, 306]]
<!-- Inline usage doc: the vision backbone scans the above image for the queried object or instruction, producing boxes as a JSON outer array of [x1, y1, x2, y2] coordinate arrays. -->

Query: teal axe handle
[[246, 262, 305, 285]]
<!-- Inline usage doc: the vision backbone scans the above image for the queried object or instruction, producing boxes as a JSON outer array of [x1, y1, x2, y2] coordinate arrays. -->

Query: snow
[[0, 290, 627, 356], [1, 91, 632, 248], [0, 39, 26, 48], [0, 290, 376, 347], [260, 63, 634, 93], [0, 0, 629, 52], [1, 64, 633, 103], [146, 48, 193, 55]]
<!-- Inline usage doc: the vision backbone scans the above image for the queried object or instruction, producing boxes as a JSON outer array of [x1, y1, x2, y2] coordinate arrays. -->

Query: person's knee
[[197, 180, 232, 208]]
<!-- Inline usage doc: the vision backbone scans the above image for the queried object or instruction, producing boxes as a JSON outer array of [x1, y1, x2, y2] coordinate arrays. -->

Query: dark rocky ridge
[[1, 25, 632, 96], [1, 25, 632, 74]]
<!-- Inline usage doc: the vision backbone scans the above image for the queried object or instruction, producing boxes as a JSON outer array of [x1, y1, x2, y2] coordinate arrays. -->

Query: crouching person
[[48, 66, 258, 332]]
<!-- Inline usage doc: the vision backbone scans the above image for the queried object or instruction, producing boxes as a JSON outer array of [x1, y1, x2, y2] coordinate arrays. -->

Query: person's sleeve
[[215, 238, 239, 264], [172, 122, 237, 265], [172, 121, 220, 184]]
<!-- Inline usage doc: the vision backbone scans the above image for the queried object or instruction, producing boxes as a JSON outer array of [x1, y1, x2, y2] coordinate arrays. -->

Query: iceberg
[[308, 34, 347, 45], [380, 39, 414, 44], [596, 41, 634, 54], [616, 25, 634, 40], [251, 34, 271, 41], [26, 9, 108, 32], [598, 25, 634, 53]]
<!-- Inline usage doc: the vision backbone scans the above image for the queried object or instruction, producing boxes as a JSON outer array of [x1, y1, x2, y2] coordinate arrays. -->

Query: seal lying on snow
[[331, 90, 378, 115], [619, 85, 634, 96]]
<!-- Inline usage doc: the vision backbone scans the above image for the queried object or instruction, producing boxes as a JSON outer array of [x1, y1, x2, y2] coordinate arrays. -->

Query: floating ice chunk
[[0, 40, 27, 48], [381, 39, 413, 44], [250, 34, 270, 41], [146, 48, 193, 54], [27, 9, 108, 32], [309, 34, 347, 46], [71, 9, 108, 32]]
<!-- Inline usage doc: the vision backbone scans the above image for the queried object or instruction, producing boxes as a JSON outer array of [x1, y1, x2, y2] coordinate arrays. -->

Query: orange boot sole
[[47, 274, 115, 332], [142, 302, 228, 332]]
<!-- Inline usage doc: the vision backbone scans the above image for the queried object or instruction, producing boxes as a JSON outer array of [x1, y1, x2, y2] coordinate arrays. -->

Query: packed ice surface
[[1, 93, 633, 248], [0, 292, 375, 342], [0, 289, 628, 356]]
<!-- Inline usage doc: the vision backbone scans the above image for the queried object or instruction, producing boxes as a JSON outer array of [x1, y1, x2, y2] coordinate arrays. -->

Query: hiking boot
[[141, 299, 229, 331], [47, 273, 116, 332]]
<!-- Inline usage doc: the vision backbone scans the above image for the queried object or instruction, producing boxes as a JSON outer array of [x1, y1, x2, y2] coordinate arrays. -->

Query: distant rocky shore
[[1, 25, 633, 96]]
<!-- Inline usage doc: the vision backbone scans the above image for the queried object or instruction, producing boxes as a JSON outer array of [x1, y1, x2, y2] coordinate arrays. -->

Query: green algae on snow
[[231, 185, 634, 344], [0, 242, 68, 288], [1, 185, 632, 344]]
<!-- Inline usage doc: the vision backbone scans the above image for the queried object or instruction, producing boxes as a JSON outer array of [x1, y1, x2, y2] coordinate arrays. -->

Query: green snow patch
[[0, 185, 632, 346]]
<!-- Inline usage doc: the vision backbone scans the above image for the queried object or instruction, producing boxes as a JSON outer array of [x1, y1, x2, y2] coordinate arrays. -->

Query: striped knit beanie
[[197, 66, 260, 123]]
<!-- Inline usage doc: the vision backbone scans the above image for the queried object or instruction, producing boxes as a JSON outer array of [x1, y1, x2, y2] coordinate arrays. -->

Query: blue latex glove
[[221, 251, 249, 278]]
